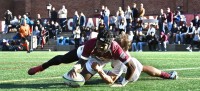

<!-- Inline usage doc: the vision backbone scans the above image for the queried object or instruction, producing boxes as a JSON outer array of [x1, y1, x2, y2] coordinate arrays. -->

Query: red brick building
[[0, 0, 200, 20]]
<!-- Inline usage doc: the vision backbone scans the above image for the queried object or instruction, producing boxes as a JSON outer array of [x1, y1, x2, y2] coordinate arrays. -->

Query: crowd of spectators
[[1, 2, 200, 52]]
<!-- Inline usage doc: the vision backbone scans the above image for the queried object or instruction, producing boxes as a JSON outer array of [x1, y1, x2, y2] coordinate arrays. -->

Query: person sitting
[[186, 29, 200, 52], [147, 32, 159, 51], [136, 31, 146, 52]]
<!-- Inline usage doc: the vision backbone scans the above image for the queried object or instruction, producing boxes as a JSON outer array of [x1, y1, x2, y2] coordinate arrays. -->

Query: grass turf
[[0, 51, 200, 91]]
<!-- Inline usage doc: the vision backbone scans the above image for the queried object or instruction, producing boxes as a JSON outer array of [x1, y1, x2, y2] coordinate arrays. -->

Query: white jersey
[[86, 57, 112, 75]]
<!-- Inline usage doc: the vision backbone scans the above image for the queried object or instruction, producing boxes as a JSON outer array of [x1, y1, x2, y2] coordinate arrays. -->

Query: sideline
[[1, 67, 200, 83]]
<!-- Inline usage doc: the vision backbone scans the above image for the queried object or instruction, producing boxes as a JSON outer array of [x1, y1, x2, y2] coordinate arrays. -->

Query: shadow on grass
[[0, 83, 66, 89], [0, 79, 107, 89]]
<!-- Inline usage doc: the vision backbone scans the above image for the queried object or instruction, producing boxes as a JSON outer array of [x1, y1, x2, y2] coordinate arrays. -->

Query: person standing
[[131, 3, 139, 31], [157, 9, 166, 34], [4, 10, 13, 34], [58, 5, 67, 31], [72, 11, 79, 31], [138, 3, 145, 20], [104, 6, 110, 30], [51, 7, 58, 23], [166, 8, 173, 33], [73, 26, 81, 49], [79, 12, 86, 35]]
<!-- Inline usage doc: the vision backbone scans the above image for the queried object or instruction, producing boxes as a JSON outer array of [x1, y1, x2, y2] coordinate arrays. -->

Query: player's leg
[[28, 48, 79, 75], [142, 65, 178, 79]]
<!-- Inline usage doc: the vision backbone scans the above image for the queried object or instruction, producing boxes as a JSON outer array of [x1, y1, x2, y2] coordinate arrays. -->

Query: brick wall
[[1, 0, 200, 20]]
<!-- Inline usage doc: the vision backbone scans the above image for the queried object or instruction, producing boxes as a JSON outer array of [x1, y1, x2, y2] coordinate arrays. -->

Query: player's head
[[96, 30, 113, 53], [115, 33, 130, 51]]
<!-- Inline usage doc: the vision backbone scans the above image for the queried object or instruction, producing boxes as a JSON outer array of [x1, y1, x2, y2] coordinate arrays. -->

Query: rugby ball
[[63, 72, 85, 88]]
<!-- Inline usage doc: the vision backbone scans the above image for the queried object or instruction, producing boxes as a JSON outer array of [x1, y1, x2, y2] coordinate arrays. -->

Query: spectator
[[185, 22, 195, 44], [116, 7, 125, 29], [58, 5, 67, 18], [174, 11, 182, 26], [191, 15, 200, 28], [186, 28, 200, 52], [157, 9, 166, 33], [109, 15, 117, 32], [17, 15, 23, 26], [49, 21, 56, 39], [158, 32, 168, 51], [137, 31, 146, 52], [104, 6, 110, 30], [4, 10, 13, 34], [72, 11, 79, 30], [22, 14, 33, 26], [146, 24, 156, 36], [131, 3, 139, 30], [175, 23, 187, 44], [127, 31, 134, 51], [125, 6, 132, 33], [147, 32, 159, 51], [98, 19, 106, 33], [2, 39, 9, 51], [79, 12, 86, 34], [138, 3, 145, 20], [118, 19, 127, 34], [32, 26, 40, 45], [135, 18, 143, 32], [166, 7, 173, 33], [100, 5, 105, 20], [50, 7, 58, 22], [73, 26, 81, 49], [131, 31, 139, 52], [10, 16, 19, 32], [40, 27, 47, 49], [35, 14, 42, 26], [171, 23, 179, 44], [58, 5, 67, 31], [33, 20, 43, 32], [54, 21, 62, 38]]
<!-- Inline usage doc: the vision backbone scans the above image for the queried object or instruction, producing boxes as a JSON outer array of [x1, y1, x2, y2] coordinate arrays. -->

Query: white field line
[[162, 67, 200, 71], [1, 67, 200, 83]]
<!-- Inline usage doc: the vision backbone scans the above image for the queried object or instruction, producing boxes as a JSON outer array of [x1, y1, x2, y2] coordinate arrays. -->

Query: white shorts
[[85, 57, 111, 75], [111, 57, 143, 82]]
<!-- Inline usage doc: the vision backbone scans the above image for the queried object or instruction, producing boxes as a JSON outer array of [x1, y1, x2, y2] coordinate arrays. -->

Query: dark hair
[[97, 30, 113, 44]]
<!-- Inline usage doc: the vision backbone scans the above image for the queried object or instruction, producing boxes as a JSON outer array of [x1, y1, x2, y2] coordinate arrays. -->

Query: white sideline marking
[[1, 67, 200, 83], [162, 67, 200, 71]]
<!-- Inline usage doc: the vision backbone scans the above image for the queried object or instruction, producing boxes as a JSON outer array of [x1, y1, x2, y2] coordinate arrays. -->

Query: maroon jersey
[[81, 38, 130, 64]]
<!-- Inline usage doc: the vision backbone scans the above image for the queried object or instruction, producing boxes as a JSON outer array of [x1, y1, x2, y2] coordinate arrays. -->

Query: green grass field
[[0, 51, 200, 91]]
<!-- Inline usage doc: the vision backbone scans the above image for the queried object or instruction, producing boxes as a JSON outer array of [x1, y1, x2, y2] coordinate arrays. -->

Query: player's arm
[[91, 62, 117, 84], [74, 58, 87, 71], [114, 43, 135, 86], [118, 59, 135, 86], [68, 58, 87, 78]]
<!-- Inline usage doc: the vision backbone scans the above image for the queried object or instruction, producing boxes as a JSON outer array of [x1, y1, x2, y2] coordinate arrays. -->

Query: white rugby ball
[[63, 72, 85, 88]]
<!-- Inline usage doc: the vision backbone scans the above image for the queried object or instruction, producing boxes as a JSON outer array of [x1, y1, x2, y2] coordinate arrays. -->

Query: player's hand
[[68, 68, 77, 78], [121, 78, 129, 86], [68, 64, 81, 78], [91, 62, 100, 72]]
